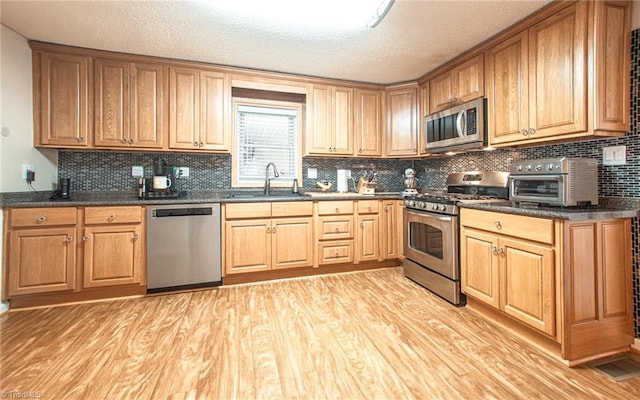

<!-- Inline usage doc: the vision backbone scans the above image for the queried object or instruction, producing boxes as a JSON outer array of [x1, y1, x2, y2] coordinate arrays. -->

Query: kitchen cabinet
[[82, 206, 144, 288], [316, 200, 355, 265], [6, 208, 78, 296], [418, 82, 429, 154], [354, 89, 383, 157], [485, 1, 630, 146], [33, 50, 91, 147], [169, 67, 230, 151], [224, 202, 314, 274], [385, 83, 418, 157], [380, 200, 400, 260], [356, 200, 380, 263], [306, 84, 353, 156], [429, 54, 483, 113], [94, 59, 165, 149]]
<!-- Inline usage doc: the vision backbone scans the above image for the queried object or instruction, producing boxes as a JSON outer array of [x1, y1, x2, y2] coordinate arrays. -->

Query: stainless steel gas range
[[403, 171, 509, 305]]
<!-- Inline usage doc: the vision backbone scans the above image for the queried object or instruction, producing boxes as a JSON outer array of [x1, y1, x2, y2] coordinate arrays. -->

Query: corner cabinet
[[32, 49, 92, 147], [385, 83, 418, 157], [460, 208, 633, 365], [306, 84, 354, 156], [485, 1, 630, 146]]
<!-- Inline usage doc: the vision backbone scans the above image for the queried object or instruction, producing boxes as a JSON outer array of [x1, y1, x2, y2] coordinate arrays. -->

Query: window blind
[[236, 105, 298, 184]]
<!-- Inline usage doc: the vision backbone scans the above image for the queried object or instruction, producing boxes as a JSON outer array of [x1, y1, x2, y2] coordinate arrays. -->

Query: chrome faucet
[[264, 162, 280, 195]]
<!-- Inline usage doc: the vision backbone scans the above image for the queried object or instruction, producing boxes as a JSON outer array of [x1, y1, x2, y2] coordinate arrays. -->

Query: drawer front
[[10, 207, 77, 228], [460, 208, 554, 244], [357, 200, 379, 214], [271, 201, 313, 217], [84, 206, 142, 224], [318, 216, 354, 240], [317, 200, 354, 215], [318, 240, 354, 265], [226, 203, 272, 219]]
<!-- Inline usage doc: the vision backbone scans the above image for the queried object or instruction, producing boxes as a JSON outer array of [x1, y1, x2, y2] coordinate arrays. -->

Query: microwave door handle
[[456, 109, 466, 137]]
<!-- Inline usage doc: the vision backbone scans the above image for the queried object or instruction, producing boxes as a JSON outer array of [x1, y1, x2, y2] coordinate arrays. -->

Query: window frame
[[231, 97, 304, 188]]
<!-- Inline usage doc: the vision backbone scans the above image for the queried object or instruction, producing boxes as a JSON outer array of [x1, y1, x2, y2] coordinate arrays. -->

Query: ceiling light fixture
[[366, 0, 395, 28]]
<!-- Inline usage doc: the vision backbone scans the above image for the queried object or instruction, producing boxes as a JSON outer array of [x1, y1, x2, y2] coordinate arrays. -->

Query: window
[[233, 99, 302, 187]]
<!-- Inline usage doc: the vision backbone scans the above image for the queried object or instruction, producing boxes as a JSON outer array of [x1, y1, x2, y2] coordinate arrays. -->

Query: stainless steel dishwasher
[[146, 203, 221, 293]]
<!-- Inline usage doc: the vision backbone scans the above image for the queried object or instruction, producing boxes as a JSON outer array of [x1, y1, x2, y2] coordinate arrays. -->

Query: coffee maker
[[51, 178, 71, 200], [142, 159, 181, 199]]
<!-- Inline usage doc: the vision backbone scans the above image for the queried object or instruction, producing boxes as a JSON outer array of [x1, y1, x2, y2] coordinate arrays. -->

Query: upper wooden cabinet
[[306, 84, 354, 156], [169, 67, 230, 151], [485, 1, 630, 146], [385, 83, 418, 157], [33, 50, 92, 147], [94, 59, 165, 149], [354, 89, 383, 157], [418, 82, 429, 154], [429, 54, 484, 113]]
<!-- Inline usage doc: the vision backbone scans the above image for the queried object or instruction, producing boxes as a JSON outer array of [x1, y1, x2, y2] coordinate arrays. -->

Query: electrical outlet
[[308, 168, 317, 179], [345, 169, 352, 179], [177, 167, 190, 178], [131, 166, 144, 177], [603, 145, 626, 166], [21, 163, 34, 180]]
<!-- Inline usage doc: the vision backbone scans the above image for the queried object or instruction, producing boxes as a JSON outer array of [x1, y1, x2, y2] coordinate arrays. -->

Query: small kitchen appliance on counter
[[403, 171, 510, 305], [402, 168, 418, 196], [50, 178, 71, 200], [141, 159, 185, 199], [509, 157, 598, 207]]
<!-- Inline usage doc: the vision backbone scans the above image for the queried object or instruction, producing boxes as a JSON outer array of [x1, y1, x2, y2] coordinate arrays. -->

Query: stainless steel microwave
[[424, 97, 487, 153]]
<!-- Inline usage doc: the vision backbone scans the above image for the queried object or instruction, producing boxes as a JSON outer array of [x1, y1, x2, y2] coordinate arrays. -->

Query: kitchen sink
[[226, 192, 303, 199]]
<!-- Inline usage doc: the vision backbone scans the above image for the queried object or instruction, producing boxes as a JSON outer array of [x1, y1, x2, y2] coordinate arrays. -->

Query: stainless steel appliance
[[403, 171, 509, 305], [147, 203, 222, 293], [424, 98, 486, 153], [510, 157, 598, 206], [402, 168, 418, 196]]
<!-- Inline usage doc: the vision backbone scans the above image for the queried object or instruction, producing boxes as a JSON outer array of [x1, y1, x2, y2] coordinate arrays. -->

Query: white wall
[[1, 24, 58, 193]]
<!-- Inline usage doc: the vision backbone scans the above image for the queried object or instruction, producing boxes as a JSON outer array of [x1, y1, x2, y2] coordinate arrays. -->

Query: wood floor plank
[[2, 267, 640, 400]]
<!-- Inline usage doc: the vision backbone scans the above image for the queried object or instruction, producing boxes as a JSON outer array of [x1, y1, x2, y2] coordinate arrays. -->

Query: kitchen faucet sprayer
[[264, 163, 280, 195]]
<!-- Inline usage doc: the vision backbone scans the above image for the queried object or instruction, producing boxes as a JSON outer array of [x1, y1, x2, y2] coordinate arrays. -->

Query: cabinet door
[[8, 228, 76, 296], [429, 72, 454, 112], [271, 218, 314, 269], [94, 58, 129, 147], [485, 31, 530, 145], [199, 71, 229, 151], [460, 227, 500, 308], [385, 85, 418, 156], [454, 54, 484, 104], [38, 52, 91, 146], [306, 85, 333, 154], [395, 200, 404, 259], [380, 201, 398, 259], [169, 67, 200, 149], [528, 2, 587, 138], [500, 237, 555, 336], [130, 62, 164, 148], [83, 225, 143, 288], [354, 89, 382, 156], [333, 87, 354, 155], [418, 83, 429, 154], [225, 219, 271, 274], [356, 215, 379, 263]]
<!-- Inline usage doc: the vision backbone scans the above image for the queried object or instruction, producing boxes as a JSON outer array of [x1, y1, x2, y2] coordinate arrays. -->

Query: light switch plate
[[131, 166, 144, 177], [308, 168, 317, 179], [178, 167, 190, 178], [603, 145, 626, 166]]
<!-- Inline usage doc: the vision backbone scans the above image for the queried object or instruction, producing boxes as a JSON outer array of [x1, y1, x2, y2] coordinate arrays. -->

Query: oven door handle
[[437, 216, 452, 222], [456, 109, 466, 137], [510, 174, 565, 180]]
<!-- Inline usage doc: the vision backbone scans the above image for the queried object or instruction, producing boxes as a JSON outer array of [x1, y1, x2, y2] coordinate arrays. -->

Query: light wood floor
[[2, 267, 640, 399]]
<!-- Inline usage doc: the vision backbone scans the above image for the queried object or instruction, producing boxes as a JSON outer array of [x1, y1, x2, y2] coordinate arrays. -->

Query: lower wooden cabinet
[[317, 240, 354, 265], [380, 200, 401, 260]]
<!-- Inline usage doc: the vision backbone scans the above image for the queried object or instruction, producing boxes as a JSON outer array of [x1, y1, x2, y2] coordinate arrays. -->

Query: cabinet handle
[[108, 214, 116, 222], [272, 227, 276, 233], [360, 222, 364, 228], [368, 207, 372, 212], [334, 252, 340, 258], [521, 129, 528, 136], [359, 148, 363, 153], [77, 137, 84, 142], [497, 247, 505, 256], [65, 236, 74, 242], [335, 208, 339, 213], [37, 215, 47, 223], [121, 138, 127, 144], [82, 236, 90, 241], [491, 245, 499, 255], [194, 142, 199, 147], [128, 138, 135, 144], [528, 128, 536, 136], [335, 227, 340, 233], [132, 232, 139, 240], [199, 142, 204, 147], [385, 205, 390, 212], [266, 227, 271, 233], [413, 148, 417, 153], [494, 220, 502, 230]]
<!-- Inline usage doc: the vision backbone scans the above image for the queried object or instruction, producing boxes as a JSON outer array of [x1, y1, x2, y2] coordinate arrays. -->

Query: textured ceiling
[[0, 0, 553, 84]]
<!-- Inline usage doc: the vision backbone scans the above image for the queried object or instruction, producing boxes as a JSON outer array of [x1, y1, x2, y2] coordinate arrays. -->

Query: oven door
[[510, 174, 566, 205], [403, 208, 458, 279]]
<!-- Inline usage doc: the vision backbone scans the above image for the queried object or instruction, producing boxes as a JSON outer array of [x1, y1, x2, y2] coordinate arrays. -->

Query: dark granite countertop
[[458, 197, 639, 220], [0, 190, 404, 208]]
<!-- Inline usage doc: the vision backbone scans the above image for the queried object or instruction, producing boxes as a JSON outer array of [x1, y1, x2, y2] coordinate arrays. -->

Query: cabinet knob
[[335, 227, 340, 233], [360, 222, 364, 228], [494, 220, 502, 230], [528, 128, 536, 136], [199, 142, 204, 147], [272, 227, 276, 233], [65, 236, 74, 242], [413, 148, 417, 153], [132, 232, 139, 240], [37, 215, 47, 223], [108, 214, 116, 222], [121, 138, 127, 144], [521, 129, 528, 136], [497, 247, 505, 256], [335, 208, 339, 213], [82, 236, 90, 241], [491, 245, 499, 255], [194, 142, 199, 147], [128, 138, 135, 144], [77, 137, 85, 142], [334, 252, 340, 257], [359, 149, 363, 153], [266, 227, 272, 233]]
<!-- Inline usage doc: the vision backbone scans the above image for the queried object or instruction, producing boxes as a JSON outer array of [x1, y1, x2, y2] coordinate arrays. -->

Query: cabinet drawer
[[317, 200, 354, 215], [10, 207, 77, 228], [272, 201, 313, 217], [226, 203, 272, 219], [357, 200, 379, 214], [318, 216, 354, 240], [84, 206, 142, 224], [318, 240, 354, 265], [461, 208, 554, 245]]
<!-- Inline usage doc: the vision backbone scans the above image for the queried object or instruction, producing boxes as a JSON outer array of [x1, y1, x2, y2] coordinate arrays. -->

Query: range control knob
[[432, 204, 438, 210], [439, 205, 447, 212], [408, 200, 415, 207], [516, 165, 523, 172], [547, 163, 555, 171], [525, 164, 533, 171], [418, 202, 426, 208], [535, 164, 542, 171]]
